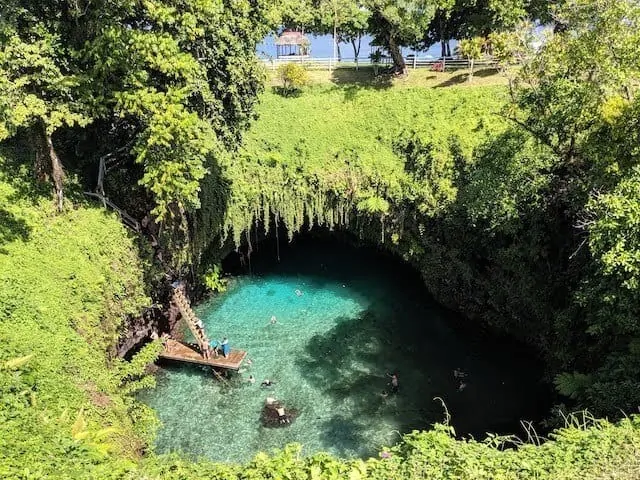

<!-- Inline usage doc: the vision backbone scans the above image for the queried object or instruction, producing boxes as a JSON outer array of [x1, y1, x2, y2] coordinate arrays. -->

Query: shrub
[[277, 63, 309, 96]]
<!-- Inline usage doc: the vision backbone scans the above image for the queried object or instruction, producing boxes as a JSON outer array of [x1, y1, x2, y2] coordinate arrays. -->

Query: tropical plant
[[277, 63, 310, 95], [456, 36, 485, 81], [203, 265, 227, 293]]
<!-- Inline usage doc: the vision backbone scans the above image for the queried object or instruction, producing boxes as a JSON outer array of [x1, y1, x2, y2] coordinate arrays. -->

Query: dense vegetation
[[2, 0, 640, 477], [0, 142, 162, 477], [237, 0, 640, 419], [228, 83, 508, 243]]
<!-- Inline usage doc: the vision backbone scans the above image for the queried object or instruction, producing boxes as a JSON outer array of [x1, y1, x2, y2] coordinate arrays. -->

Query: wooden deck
[[159, 339, 247, 370]]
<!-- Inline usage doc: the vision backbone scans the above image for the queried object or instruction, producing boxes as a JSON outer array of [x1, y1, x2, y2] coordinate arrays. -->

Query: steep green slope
[[1, 89, 640, 479], [0, 142, 159, 478], [227, 73, 640, 419], [223, 84, 508, 242]]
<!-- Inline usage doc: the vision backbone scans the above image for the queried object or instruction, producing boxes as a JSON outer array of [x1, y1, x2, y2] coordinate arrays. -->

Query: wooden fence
[[261, 55, 497, 72]]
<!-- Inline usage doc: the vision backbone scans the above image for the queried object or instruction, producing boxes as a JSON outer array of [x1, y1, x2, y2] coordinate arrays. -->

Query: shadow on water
[[298, 302, 550, 455], [271, 234, 553, 449], [146, 232, 554, 461], [320, 415, 367, 457]]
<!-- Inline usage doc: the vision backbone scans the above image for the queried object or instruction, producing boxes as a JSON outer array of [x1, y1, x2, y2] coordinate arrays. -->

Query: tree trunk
[[35, 123, 65, 211], [337, 42, 342, 62], [351, 36, 362, 70], [446, 41, 451, 57], [468, 58, 474, 82], [439, 15, 446, 58], [97, 155, 106, 198], [387, 34, 407, 76]]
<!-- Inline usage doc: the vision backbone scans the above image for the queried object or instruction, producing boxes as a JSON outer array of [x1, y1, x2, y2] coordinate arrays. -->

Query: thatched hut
[[275, 30, 310, 58]]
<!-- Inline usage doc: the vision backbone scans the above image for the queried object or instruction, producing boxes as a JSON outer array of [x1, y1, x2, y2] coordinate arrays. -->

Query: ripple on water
[[138, 239, 547, 463]]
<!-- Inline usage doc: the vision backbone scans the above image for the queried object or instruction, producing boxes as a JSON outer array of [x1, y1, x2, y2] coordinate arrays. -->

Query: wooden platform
[[159, 339, 247, 370]]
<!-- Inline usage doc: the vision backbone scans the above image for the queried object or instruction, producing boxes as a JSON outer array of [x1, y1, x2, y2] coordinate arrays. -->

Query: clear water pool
[[139, 235, 548, 463]]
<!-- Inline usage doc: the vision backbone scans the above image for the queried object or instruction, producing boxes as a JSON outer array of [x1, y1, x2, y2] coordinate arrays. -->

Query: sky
[[257, 33, 454, 60]]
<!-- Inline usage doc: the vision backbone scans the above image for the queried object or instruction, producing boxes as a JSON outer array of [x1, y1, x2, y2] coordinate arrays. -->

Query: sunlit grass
[[266, 66, 508, 89]]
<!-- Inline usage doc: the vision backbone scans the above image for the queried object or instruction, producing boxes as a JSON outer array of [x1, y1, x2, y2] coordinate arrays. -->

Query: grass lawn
[[266, 65, 508, 89]]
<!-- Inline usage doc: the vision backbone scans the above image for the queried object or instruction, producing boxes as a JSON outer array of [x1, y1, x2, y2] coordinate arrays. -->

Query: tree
[[0, 0, 275, 265], [365, 0, 452, 75], [420, 0, 551, 59], [314, 0, 370, 65], [0, 3, 91, 211], [509, 0, 640, 412], [486, 21, 536, 81], [456, 36, 484, 81]]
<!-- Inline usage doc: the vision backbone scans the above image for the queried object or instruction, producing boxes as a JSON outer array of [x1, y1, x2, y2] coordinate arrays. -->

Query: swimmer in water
[[453, 368, 467, 379], [295, 289, 303, 297], [458, 381, 467, 392], [387, 372, 399, 393], [277, 407, 290, 424], [261, 379, 275, 387], [270, 315, 277, 324], [248, 375, 255, 384]]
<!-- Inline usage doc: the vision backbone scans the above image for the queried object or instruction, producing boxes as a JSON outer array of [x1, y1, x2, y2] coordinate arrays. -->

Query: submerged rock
[[261, 400, 298, 428]]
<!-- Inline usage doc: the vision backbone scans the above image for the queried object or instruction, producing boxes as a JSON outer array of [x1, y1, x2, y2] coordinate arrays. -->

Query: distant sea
[[257, 33, 454, 60]]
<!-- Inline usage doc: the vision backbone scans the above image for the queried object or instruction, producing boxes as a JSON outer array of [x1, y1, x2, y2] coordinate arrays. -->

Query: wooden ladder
[[172, 288, 209, 353]]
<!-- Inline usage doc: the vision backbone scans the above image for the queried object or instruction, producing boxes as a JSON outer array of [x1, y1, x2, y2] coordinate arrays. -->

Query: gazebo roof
[[275, 30, 308, 46]]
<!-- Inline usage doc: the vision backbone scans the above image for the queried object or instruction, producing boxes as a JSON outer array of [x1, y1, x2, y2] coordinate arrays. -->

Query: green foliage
[[457, 37, 485, 60], [228, 0, 640, 419], [123, 416, 640, 479], [555, 372, 593, 399], [487, 22, 535, 73], [506, 0, 640, 414], [0, 143, 158, 476], [2, 0, 640, 477], [316, 0, 370, 59], [0, 16, 90, 140], [226, 83, 506, 244], [202, 264, 227, 293], [0, 0, 274, 264], [277, 63, 310, 95], [365, 0, 452, 73], [456, 37, 485, 81]]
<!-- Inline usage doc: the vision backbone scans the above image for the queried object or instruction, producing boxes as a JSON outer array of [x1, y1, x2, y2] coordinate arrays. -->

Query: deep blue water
[[139, 235, 550, 463]]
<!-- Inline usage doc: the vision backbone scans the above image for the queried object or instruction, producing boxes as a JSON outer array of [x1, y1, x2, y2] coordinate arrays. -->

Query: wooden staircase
[[172, 287, 209, 352], [161, 283, 248, 371]]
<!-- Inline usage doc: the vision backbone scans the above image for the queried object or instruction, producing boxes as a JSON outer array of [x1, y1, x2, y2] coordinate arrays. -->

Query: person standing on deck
[[221, 337, 230, 358], [209, 339, 219, 357]]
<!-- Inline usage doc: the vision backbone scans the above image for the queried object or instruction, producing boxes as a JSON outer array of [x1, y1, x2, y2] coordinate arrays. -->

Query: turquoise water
[[139, 236, 548, 463]]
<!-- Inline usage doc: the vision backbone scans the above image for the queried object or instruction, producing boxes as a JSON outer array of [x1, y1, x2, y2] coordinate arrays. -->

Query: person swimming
[[248, 375, 255, 384], [387, 372, 399, 393], [269, 315, 277, 324], [453, 368, 467, 378], [261, 379, 275, 387], [295, 289, 303, 297], [276, 406, 289, 424]]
